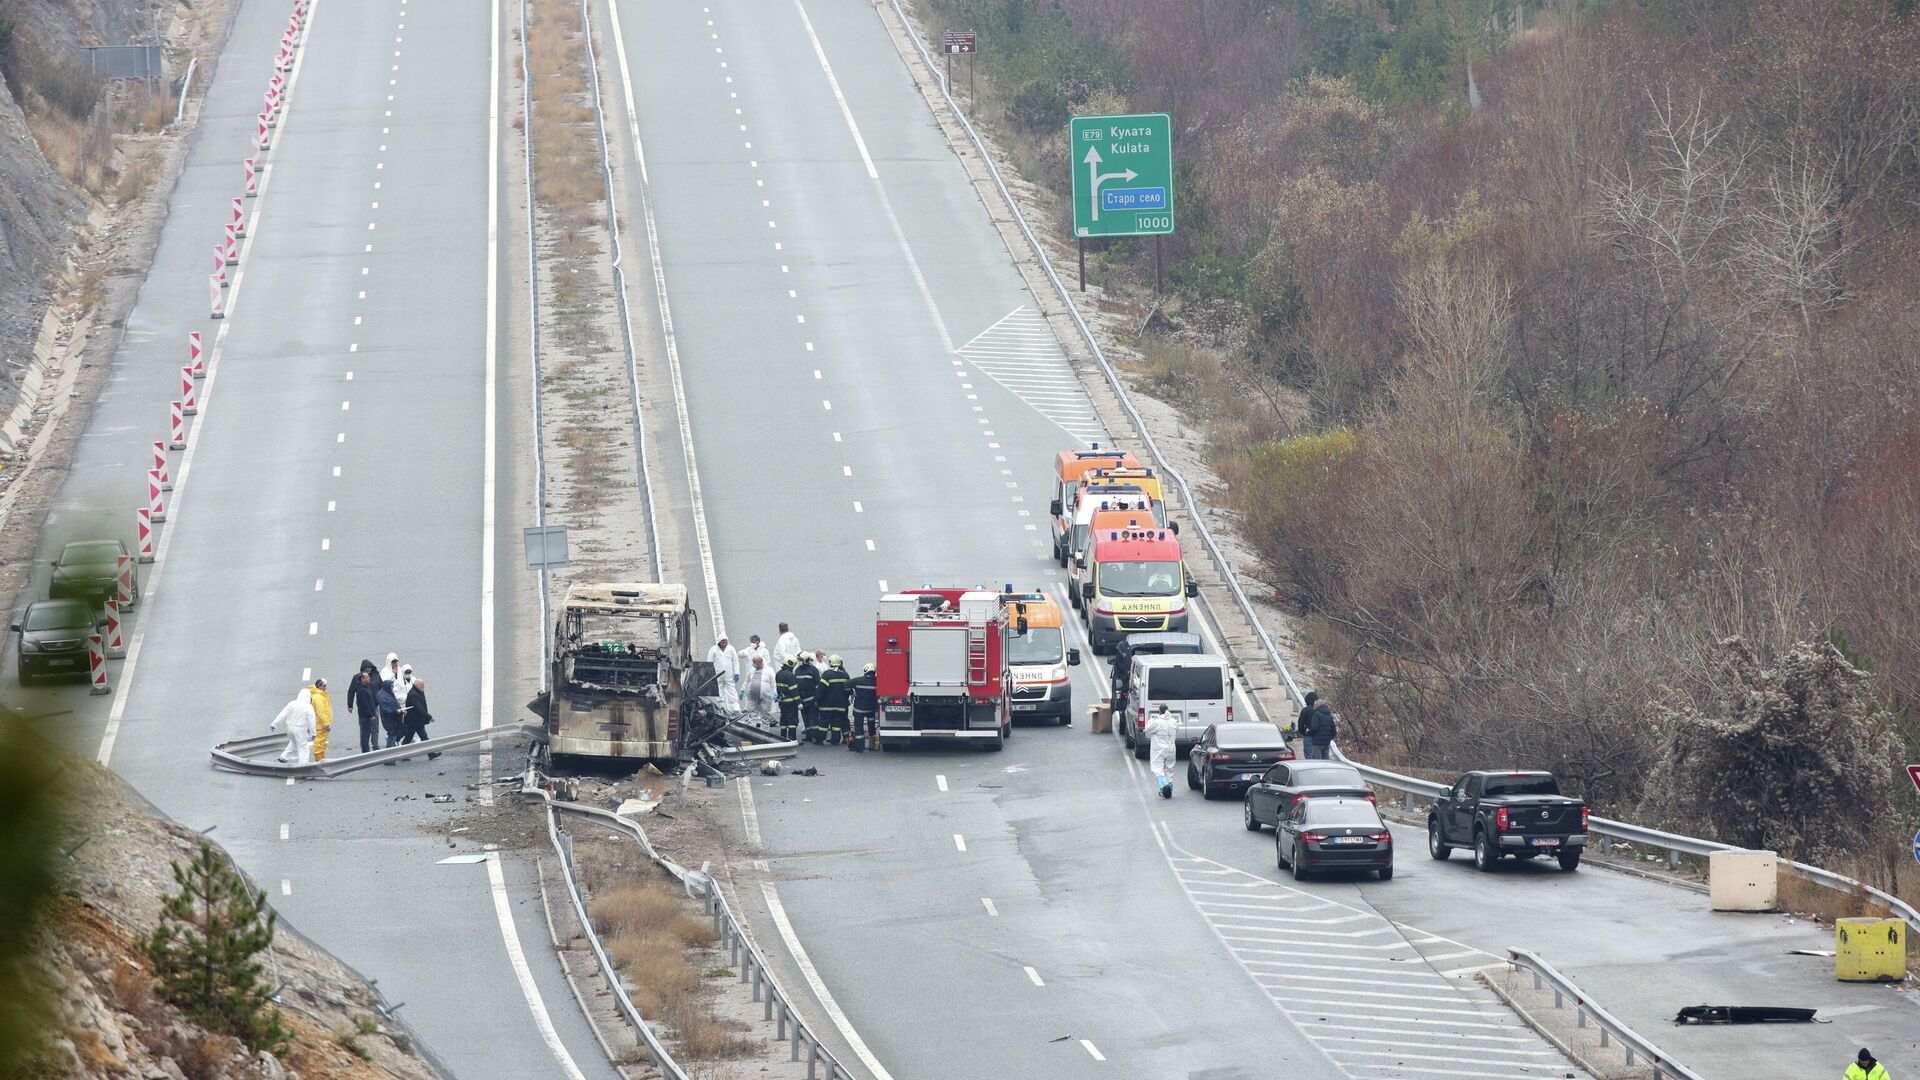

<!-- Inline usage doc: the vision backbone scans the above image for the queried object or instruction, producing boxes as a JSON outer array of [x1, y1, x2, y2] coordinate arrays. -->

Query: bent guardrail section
[[1331, 743, 1920, 933], [1503, 948, 1705, 1080], [538, 794, 859, 1079], [210, 723, 544, 778]]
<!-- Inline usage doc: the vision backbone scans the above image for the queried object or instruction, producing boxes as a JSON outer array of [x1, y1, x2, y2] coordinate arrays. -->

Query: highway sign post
[[942, 31, 977, 111], [1069, 113, 1174, 292]]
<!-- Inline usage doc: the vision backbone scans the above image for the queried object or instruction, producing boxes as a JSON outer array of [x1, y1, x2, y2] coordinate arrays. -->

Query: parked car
[[49, 539, 135, 605], [1274, 796, 1393, 880], [11, 598, 102, 685], [1428, 770, 1589, 872], [1186, 722, 1293, 798], [1120, 654, 1231, 759], [1243, 761, 1374, 831]]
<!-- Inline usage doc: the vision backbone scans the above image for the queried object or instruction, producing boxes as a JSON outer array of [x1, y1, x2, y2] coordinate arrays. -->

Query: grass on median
[[587, 875, 758, 1060]]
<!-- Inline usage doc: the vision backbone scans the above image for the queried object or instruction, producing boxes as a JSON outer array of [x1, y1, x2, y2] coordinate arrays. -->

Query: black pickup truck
[[1427, 771, 1589, 872]]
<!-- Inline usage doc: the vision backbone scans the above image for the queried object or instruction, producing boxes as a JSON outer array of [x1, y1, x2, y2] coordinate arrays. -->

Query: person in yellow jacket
[[1848, 1049, 1891, 1080], [309, 677, 334, 762]]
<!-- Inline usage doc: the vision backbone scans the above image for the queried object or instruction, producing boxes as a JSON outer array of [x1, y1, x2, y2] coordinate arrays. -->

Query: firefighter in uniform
[[817, 655, 851, 746], [775, 656, 801, 742], [849, 662, 878, 752], [794, 652, 822, 744]]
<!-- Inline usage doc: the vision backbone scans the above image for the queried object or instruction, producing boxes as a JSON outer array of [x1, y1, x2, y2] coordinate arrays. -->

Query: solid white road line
[[762, 883, 897, 1080], [477, 0, 501, 809], [485, 853, 590, 1080], [789, 0, 875, 179], [94, 0, 325, 767]]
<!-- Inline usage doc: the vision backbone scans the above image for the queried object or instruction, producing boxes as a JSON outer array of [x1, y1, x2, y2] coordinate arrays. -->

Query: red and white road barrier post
[[244, 157, 259, 197], [212, 248, 229, 288], [189, 330, 204, 378], [223, 224, 239, 266], [151, 440, 171, 491], [103, 599, 126, 659], [148, 470, 168, 524], [169, 401, 187, 450], [209, 275, 226, 319], [87, 635, 111, 695], [180, 367, 198, 416], [256, 113, 272, 151], [135, 508, 155, 563], [116, 555, 137, 611], [232, 196, 247, 239]]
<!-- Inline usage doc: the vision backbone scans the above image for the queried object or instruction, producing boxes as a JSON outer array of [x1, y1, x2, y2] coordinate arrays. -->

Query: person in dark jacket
[[775, 656, 801, 742], [1295, 690, 1319, 756], [1110, 643, 1135, 721], [398, 676, 441, 759], [849, 662, 878, 752], [374, 680, 405, 756], [1306, 699, 1337, 760], [794, 654, 822, 744], [344, 660, 383, 752], [817, 656, 851, 745]]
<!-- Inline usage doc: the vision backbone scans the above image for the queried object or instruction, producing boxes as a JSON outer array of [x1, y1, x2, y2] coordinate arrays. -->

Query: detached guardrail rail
[[210, 723, 544, 778], [1503, 948, 1705, 1080], [1331, 743, 1920, 933]]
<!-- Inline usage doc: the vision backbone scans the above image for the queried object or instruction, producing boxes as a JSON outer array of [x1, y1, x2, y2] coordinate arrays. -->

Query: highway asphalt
[[2, 1, 615, 1076]]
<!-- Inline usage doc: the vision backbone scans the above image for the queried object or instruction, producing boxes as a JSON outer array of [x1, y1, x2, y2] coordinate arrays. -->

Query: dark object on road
[[49, 539, 134, 604], [1185, 722, 1293, 800], [1274, 796, 1393, 881], [10, 598, 103, 685], [1427, 771, 1589, 873], [1672, 1005, 1819, 1024], [1244, 761, 1372, 831]]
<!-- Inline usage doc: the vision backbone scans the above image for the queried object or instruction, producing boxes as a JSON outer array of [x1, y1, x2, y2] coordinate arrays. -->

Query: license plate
[[1237, 772, 1260, 781], [1328, 836, 1367, 845], [1011, 704, 1038, 712], [46, 658, 79, 669], [1530, 838, 1559, 847]]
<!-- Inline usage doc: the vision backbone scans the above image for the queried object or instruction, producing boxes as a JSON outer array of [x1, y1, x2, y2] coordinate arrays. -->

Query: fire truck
[[874, 588, 1014, 751]]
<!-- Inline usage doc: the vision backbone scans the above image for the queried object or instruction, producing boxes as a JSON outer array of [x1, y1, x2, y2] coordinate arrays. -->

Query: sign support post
[[942, 30, 977, 115]]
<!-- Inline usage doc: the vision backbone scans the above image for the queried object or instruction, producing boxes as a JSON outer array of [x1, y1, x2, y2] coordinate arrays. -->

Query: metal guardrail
[[1504, 947, 1705, 1080], [209, 723, 544, 777], [1330, 743, 1920, 933], [882, 0, 1303, 722], [532, 794, 858, 1079], [172, 57, 196, 126]]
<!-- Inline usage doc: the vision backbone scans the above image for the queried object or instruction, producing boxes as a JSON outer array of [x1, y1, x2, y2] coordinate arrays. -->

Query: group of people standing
[[704, 624, 877, 750], [270, 652, 438, 766]]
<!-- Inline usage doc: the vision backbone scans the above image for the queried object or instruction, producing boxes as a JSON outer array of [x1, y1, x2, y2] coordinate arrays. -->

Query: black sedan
[[1274, 796, 1394, 881], [1186, 722, 1294, 799], [11, 599, 102, 685], [50, 539, 136, 605], [1243, 761, 1374, 831]]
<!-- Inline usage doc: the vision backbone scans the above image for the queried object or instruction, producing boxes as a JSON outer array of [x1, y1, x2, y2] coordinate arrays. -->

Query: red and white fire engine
[[874, 587, 1014, 751]]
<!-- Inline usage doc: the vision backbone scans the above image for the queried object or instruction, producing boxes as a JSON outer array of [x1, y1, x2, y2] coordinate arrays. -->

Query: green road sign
[[1070, 113, 1174, 238]]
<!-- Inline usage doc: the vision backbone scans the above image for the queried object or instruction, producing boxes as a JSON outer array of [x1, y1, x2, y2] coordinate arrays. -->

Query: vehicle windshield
[[1008, 626, 1063, 665], [24, 604, 91, 631], [1097, 560, 1181, 597], [1215, 724, 1284, 747], [1146, 665, 1223, 700], [59, 541, 121, 563], [1292, 764, 1365, 786], [1483, 774, 1561, 797], [1304, 802, 1382, 827]]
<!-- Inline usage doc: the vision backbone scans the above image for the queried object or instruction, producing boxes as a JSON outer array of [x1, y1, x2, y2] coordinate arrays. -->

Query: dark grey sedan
[[1243, 761, 1373, 831], [1275, 797, 1394, 881], [11, 599, 102, 685]]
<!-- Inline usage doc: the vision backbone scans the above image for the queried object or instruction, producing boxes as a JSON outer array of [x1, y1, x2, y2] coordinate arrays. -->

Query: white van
[[1121, 654, 1232, 759]]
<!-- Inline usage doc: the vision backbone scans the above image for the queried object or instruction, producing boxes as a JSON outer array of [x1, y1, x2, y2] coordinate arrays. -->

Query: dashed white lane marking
[[320, 538, 330, 550], [314, 578, 324, 592], [952, 834, 967, 852], [864, 539, 875, 551], [935, 774, 947, 792], [279, 823, 290, 840], [877, 578, 888, 592], [1080, 1040, 1105, 1062], [1024, 966, 1044, 987], [852, 500, 863, 513], [955, 306, 1102, 442], [980, 897, 997, 917], [280, 879, 291, 896], [307, 622, 318, 636], [327, 500, 336, 512]]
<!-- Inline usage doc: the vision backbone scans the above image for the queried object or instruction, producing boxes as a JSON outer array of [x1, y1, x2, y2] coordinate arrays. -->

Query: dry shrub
[[114, 148, 163, 206], [605, 936, 697, 1017], [592, 884, 715, 948], [669, 1000, 756, 1059]]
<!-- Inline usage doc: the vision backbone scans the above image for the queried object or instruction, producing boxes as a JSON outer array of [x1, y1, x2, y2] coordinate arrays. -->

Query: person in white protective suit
[[774, 623, 801, 666], [1144, 703, 1180, 799], [706, 636, 739, 708], [741, 653, 777, 721], [740, 633, 771, 673], [270, 684, 320, 765]]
